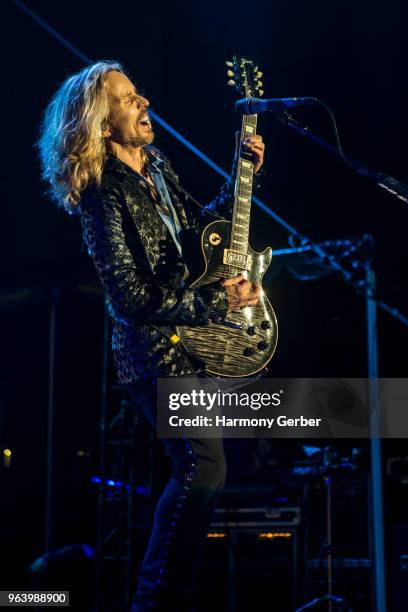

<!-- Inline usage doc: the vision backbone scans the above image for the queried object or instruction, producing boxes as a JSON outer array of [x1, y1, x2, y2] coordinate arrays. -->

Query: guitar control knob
[[260, 320, 272, 330], [247, 326, 257, 336], [244, 347, 256, 357], [257, 341, 269, 351]]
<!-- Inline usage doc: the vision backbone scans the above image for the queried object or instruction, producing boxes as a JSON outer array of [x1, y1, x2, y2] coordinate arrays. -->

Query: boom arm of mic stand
[[268, 111, 408, 327], [275, 112, 408, 204]]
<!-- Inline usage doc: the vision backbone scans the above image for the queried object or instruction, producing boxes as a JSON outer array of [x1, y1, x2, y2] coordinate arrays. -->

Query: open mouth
[[138, 114, 151, 128]]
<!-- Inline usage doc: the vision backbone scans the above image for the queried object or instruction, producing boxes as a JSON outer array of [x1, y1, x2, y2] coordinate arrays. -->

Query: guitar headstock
[[226, 55, 264, 99]]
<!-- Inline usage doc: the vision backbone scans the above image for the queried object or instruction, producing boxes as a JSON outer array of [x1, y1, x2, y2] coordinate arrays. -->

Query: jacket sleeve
[[79, 183, 228, 326]]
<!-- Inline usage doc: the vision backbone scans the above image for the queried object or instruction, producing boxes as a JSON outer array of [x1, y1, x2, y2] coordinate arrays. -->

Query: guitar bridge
[[223, 249, 252, 270]]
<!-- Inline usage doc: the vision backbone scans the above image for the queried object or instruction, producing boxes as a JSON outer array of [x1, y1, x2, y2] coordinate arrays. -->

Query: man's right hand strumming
[[222, 273, 261, 312]]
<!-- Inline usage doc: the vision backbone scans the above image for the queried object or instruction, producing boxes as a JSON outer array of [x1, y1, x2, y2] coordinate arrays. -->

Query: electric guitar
[[177, 56, 278, 377]]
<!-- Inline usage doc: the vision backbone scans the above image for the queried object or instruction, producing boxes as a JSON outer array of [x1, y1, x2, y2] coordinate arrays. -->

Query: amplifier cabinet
[[195, 525, 299, 612]]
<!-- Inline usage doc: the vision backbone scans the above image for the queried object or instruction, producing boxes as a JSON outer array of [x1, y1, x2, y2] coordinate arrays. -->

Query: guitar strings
[[227, 113, 259, 324], [231, 113, 257, 254]]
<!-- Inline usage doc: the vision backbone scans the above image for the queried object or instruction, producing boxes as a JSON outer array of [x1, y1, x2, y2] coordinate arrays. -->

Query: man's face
[[104, 71, 154, 147]]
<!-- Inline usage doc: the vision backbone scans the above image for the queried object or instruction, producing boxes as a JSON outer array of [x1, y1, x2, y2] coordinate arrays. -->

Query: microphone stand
[[254, 109, 408, 330], [269, 112, 391, 612], [274, 110, 408, 204], [294, 448, 353, 612]]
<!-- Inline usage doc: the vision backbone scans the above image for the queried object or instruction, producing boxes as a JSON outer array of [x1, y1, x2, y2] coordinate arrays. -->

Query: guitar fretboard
[[230, 113, 257, 254]]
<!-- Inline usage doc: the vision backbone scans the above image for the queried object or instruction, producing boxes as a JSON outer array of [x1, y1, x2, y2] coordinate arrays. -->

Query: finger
[[247, 297, 259, 306], [242, 133, 263, 142], [247, 142, 265, 151], [242, 144, 265, 156], [242, 144, 264, 170], [235, 279, 252, 295], [246, 290, 261, 302], [253, 157, 264, 173], [250, 284, 262, 297], [242, 140, 264, 149], [242, 141, 264, 151], [222, 273, 245, 286], [243, 134, 263, 143]]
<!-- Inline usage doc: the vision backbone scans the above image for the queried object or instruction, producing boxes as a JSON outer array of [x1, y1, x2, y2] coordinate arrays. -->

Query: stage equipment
[[198, 521, 299, 611], [382, 443, 408, 610], [211, 483, 301, 529], [389, 526, 408, 612], [194, 483, 301, 611], [269, 224, 387, 612], [293, 446, 362, 612], [212, 505, 300, 528], [94, 363, 153, 612], [198, 527, 298, 612]]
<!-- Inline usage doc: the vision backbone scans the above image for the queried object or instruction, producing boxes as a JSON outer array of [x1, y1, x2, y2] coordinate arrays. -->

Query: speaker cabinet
[[195, 527, 298, 612]]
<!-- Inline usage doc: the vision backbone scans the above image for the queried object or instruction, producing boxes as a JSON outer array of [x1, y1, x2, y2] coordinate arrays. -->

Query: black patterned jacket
[[79, 148, 237, 383]]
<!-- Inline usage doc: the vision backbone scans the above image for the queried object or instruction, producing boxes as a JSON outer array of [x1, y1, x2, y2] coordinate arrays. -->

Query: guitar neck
[[230, 113, 258, 253]]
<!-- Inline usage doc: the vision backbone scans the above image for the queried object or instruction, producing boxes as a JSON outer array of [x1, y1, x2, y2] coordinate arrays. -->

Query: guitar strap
[[160, 167, 227, 221]]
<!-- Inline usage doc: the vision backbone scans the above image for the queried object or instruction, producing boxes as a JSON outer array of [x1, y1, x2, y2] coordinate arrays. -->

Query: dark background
[[2, 0, 408, 608]]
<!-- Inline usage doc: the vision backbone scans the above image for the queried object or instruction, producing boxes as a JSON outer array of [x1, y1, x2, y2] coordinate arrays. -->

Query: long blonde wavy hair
[[38, 61, 125, 212]]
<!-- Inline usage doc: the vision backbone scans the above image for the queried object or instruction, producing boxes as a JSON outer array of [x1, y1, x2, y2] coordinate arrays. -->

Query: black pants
[[127, 382, 226, 612]]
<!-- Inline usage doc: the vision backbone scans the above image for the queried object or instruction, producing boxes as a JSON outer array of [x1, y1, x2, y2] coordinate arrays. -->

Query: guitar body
[[177, 220, 278, 377]]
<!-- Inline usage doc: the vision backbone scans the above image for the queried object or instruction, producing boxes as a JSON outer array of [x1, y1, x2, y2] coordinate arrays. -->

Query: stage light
[[90, 476, 148, 495], [3, 448, 12, 468], [257, 532, 292, 540], [207, 532, 227, 538]]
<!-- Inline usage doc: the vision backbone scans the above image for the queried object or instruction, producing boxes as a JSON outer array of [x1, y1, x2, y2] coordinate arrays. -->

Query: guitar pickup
[[223, 249, 252, 270]]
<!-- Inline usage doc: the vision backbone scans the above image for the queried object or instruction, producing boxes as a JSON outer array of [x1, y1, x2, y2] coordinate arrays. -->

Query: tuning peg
[[257, 81, 263, 88], [226, 60, 233, 67], [227, 80, 236, 87], [257, 71, 263, 78], [259, 89, 264, 96], [227, 70, 235, 77]]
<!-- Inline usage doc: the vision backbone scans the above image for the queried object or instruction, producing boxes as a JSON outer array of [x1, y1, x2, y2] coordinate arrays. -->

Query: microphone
[[235, 97, 317, 115]]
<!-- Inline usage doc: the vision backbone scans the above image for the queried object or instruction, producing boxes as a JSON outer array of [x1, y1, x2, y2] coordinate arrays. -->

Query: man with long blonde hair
[[38, 61, 265, 611]]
